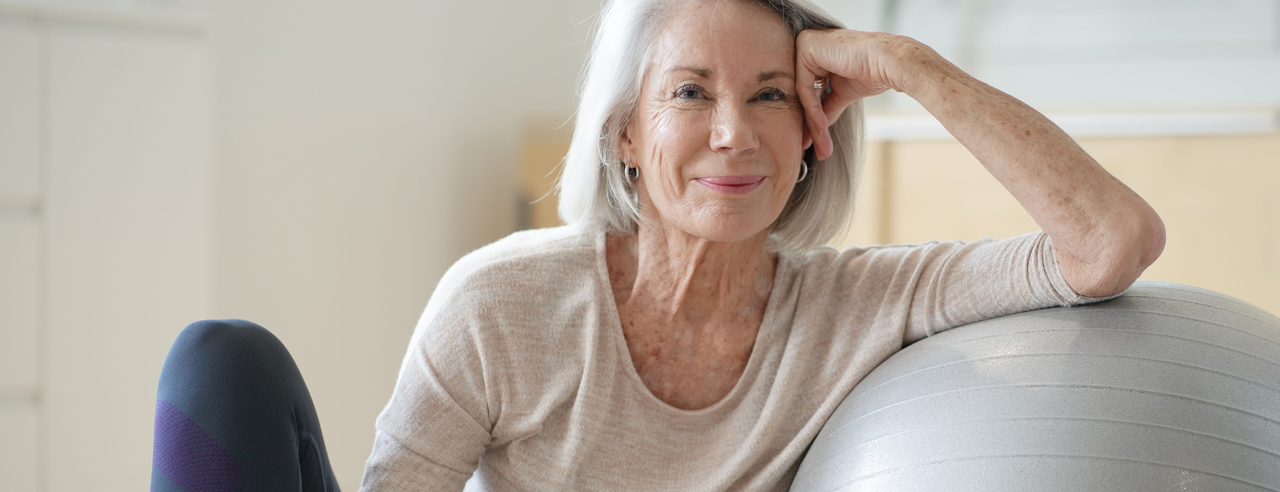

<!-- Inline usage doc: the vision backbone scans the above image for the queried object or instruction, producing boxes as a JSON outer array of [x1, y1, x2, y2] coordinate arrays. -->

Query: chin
[[681, 214, 775, 244], [646, 194, 785, 244]]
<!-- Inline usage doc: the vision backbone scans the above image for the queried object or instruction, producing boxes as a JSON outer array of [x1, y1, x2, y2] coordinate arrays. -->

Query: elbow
[[1075, 207, 1166, 298], [1136, 209, 1166, 274]]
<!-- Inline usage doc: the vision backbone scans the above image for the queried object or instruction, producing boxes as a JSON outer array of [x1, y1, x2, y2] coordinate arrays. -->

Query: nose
[[709, 103, 759, 156]]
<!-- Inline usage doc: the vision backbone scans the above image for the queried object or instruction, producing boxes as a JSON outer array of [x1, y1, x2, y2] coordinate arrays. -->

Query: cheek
[[760, 109, 807, 202], [640, 107, 707, 184], [644, 107, 704, 154], [759, 108, 806, 160], [769, 106, 806, 142]]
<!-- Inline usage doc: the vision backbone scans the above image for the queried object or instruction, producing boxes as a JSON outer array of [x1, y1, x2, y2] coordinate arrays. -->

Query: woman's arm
[[796, 30, 1164, 297]]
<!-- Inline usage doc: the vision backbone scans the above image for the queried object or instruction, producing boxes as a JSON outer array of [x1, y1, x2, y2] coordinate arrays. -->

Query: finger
[[820, 83, 858, 127], [795, 57, 824, 141], [795, 40, 833, 159]]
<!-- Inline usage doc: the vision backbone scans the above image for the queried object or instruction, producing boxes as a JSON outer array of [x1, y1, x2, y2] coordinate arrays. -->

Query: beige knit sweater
[[360, 224, 1095, 491]]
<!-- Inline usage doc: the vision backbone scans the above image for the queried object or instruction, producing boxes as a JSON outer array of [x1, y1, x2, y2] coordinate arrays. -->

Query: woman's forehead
[[647, 0, 794, 81]]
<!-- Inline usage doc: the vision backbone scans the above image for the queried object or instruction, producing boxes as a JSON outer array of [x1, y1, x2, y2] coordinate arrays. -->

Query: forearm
[[894, 42, 1164, 297]]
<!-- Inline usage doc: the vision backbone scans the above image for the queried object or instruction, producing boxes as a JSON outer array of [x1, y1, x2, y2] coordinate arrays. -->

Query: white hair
[[556, 0, 863, 251]]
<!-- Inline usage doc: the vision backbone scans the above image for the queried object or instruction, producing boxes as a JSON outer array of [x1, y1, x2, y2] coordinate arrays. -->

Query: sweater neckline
[[593, 228, 794, 416]]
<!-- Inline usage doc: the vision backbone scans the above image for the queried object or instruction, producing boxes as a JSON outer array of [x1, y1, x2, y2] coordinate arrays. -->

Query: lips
[[695, 175, 766, 195]]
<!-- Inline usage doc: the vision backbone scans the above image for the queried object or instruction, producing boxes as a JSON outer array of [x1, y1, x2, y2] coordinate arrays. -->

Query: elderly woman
[[359, 0, 1163, 489], [151, 0, 1162, 490]]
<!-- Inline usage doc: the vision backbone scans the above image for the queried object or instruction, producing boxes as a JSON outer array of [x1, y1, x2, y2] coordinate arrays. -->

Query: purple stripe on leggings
[[153, 399, 244, 492]]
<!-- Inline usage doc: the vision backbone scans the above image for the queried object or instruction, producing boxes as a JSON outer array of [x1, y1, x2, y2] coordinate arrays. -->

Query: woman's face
[[624, 0, 806, 243]]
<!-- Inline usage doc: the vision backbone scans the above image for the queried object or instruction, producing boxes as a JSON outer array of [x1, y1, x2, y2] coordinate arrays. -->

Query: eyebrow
[[666, 66, 794, 84], [669, 66, 713, 78], [756, 70, 793, 83]]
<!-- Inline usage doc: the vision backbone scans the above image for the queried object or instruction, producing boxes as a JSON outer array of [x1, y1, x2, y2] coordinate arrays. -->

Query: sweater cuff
[[1039, 232, 1122, 307]]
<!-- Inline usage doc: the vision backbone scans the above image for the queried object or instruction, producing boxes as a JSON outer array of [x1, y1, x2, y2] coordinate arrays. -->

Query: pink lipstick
[[696, 176, 765, 195]]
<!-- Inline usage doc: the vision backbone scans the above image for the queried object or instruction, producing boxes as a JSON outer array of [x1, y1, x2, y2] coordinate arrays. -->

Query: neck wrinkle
[[623, 219, 776, 326]]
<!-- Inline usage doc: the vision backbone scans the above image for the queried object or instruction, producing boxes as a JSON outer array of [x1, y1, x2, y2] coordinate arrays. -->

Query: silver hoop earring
[[797, 161, 809, 183], [624, 162, 640, 185]]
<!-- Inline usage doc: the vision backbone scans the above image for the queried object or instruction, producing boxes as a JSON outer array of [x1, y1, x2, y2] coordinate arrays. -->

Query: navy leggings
[[151, 320, 341, 492]]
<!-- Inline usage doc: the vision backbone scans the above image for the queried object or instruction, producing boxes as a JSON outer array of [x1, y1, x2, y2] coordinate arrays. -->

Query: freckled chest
[[604, 246, 762, 410], [616, 303, 763, 411]]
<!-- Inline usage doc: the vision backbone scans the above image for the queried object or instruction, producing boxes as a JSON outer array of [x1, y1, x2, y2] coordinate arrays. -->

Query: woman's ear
[[619, 121, 636, 163]]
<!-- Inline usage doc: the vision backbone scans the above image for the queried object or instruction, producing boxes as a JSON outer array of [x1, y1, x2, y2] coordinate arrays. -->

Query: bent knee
[[169, 319, 291, 369], [181, 318, 270, 342]]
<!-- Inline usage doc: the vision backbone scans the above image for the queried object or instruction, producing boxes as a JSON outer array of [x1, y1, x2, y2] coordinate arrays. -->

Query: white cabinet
[[0, 18, 42, 492], [0, 401, 39, 492], [0, 17, 40, 202], [0, 216, 39, 394], [0, 5, 211, 492], [45, 21, 212, 492], [0, 17, 41, 399]]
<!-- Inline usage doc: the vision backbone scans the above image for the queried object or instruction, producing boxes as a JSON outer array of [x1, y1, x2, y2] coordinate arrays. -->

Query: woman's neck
[[605, 214, 778, 410], [608, 219, 775, 325]]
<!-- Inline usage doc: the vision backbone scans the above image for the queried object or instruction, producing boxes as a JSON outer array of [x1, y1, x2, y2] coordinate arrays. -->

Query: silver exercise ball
[[792, 282, 1280, 492]]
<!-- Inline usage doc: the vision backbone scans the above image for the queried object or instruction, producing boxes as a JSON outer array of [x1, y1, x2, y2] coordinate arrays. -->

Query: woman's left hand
[[794, 28, 1166, 298]]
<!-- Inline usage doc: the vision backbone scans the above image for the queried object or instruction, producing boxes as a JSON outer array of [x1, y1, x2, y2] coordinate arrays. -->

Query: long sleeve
[[360, 264, 495, 491], [805, 231, 1111, 347], [900, 230, 1108, 341]]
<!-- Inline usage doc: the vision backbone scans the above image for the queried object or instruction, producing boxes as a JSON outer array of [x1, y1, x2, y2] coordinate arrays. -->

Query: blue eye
[[758, 88, 787, 102], [674, 84, 702, 100]]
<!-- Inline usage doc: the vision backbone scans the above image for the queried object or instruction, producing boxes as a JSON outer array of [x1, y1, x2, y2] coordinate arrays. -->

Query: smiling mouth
[[695, 176, 766, 195]]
